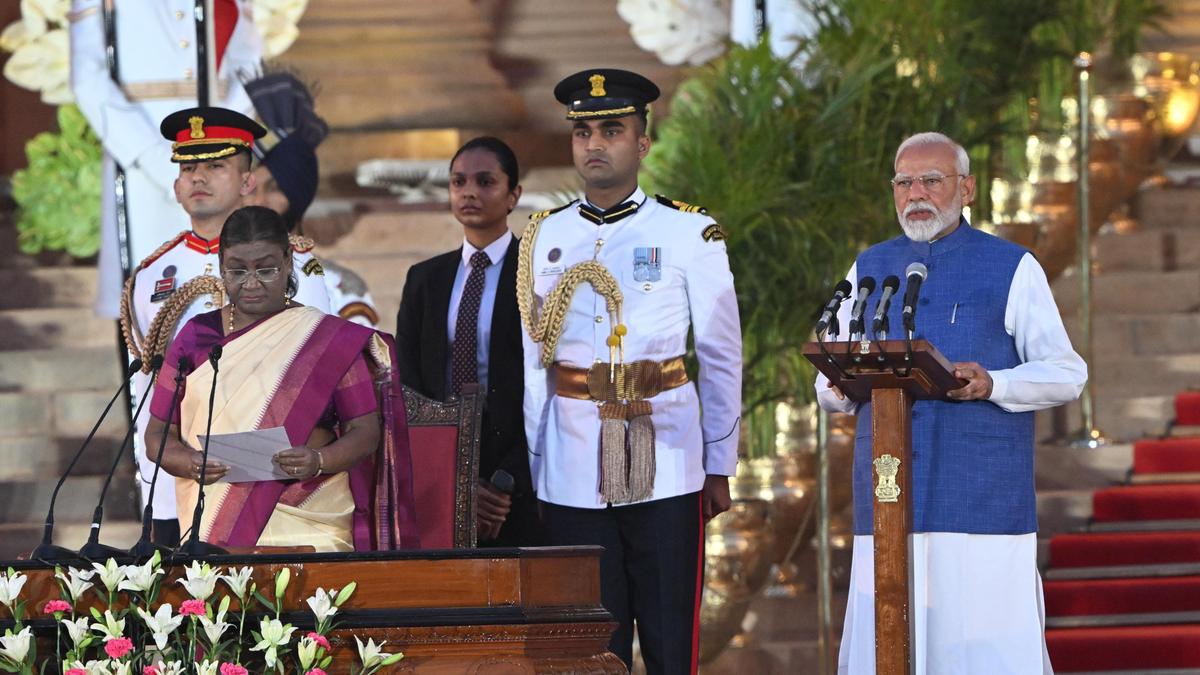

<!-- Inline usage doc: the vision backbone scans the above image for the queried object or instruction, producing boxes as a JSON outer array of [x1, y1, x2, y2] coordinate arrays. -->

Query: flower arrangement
[[0, 556, 403, 675]]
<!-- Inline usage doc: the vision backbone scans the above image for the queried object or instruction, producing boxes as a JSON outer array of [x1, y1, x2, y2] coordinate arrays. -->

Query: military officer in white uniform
[[70, 0, 261, 318], [122, 107, 331, 545], [520, 69, 742, 674]]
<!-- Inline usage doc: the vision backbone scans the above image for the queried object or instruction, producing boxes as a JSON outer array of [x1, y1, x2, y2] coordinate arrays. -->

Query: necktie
[[451, 250, 491, 395]]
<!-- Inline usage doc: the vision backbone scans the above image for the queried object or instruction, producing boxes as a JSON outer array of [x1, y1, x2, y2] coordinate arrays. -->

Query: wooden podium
[[804, 338, 963, 675], [2, 547, 624, 674]]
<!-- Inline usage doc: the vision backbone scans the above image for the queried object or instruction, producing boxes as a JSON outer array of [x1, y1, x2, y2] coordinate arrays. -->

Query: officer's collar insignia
[[578, 199, 640, 225], [183, 231, 220, 254], [589, 74, 606, 97], [188, 116, 206, 139]]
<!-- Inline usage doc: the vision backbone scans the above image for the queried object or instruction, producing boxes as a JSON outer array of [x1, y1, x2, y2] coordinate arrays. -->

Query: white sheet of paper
[[198, 426, 292, 483]]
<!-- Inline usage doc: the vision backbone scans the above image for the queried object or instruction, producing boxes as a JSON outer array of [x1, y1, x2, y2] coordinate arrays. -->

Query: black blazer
[[395, 237, 539, 544]]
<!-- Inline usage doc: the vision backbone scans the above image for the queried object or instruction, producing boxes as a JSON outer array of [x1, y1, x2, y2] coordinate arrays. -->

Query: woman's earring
[[285, 290, 291, 308]]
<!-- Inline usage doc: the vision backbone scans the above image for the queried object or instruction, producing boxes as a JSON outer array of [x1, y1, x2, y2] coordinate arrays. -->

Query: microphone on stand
[[181, 345, 227, 557], [30, 359, 143, 561], [901, 262, 929, 335], [871, 275, 901, 339], [815, 279, 854, 337], [847, 277, 877, 341], [130, 355, 190, 559], [78, 355, 164, 561]]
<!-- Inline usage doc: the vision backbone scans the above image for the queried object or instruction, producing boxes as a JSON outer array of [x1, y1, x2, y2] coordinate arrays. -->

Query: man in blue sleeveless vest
[[816, 132, 1087, 674]]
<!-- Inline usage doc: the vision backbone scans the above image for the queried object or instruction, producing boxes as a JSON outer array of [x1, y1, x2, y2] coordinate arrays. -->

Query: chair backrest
[[403, 383, 483, 548]]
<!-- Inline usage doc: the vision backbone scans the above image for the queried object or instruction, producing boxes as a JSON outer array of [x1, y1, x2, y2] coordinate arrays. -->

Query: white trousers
[[838, 533, 1054, 675]]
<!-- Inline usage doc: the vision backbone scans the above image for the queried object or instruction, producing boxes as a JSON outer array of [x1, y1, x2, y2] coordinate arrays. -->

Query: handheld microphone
[[815, 280, 854, 335], [181, 345, 228, 557], [901, 262, 929, 332], [80, 355, 164, 561], [30, 358, 143, 561], [847, 277, 877, 339], [871, 275, 901, 337], [490, 469, 517, 495], [130, 354, 189, 559]]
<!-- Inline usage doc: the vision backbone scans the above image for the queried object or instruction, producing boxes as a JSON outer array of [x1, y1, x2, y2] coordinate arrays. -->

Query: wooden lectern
[[804, 338, 963, 675]]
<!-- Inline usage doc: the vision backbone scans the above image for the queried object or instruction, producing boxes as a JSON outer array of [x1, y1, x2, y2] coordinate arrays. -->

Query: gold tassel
[[599, 402, 629, 504], [625, 400, 655, 502]]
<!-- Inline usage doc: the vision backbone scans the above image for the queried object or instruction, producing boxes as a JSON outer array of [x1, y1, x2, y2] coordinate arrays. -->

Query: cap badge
[[589, 74, 606, 97], [188, 116, 206, 139]]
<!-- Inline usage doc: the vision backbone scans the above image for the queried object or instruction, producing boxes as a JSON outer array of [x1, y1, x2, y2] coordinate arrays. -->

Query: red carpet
[[1091, 484, 1200, 522], [1045, 392, 1200, 672], [1134, 437, 1200, 474]]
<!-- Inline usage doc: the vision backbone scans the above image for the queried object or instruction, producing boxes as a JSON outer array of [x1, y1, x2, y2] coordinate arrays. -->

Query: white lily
[[304, 587, 338, 625], [219, 566, 254, 600], [0, 570, 27, 610], [197, 613, 232, 646], [90, 558, 127, 595], [178, 561, 218, 601], [355, 635, 403, 670], [67, 660, 112, 675], [0, 626, 32, 663], [194, 661, 219, 675], [118, 552, 163, 594], [108, 661, 132, 675], [55, 566, 94, 603], [249, 617, 296, 669], [89, 609, 125, 640], [136, 604, 184, 651], [296, 634, 318, 669], [62, 615, 92, 647], [149, 660, 186, 675]]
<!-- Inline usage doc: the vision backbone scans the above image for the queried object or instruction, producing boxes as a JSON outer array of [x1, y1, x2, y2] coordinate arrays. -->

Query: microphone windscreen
[[210, 345, 223, 360], [906, 262, 928, 280], [126, 359, 143, 376], [834, 279, 853, 297], [859, 276, 877, 294], [882, 275, 901, 291], [490, 469, 516, 495], [150, 354, 165, 371]]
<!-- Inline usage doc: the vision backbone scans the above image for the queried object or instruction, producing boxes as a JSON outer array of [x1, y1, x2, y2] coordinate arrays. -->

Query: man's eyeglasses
[[891, 174, 967, 192], [222, 267, 281, 285]]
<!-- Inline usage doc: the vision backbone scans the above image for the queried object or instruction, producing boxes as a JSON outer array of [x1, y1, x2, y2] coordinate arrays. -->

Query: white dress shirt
[[445, 230, 513, 392], [522, 187, 743, 508]]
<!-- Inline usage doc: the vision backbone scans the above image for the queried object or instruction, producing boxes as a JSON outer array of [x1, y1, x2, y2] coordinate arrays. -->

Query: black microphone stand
[[180, 345, 227, 557], [79, 355, 164, 561], [129, 355, 190, 559], [30, 359, 142, 561]]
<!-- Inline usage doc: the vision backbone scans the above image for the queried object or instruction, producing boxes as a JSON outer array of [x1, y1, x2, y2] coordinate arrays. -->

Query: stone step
[[0, 434, 131, 481], [0, 347, 121, 392], [310, 206, 537, 257], [0, 473, 139, 524], [1094, 227, 1200, 273], [1037, 489, 1096, 537], [1036, 442, 1134, 490], [0, 267, 96, 310], [1093, 354, 1200, 399], [1053, 269, 1200, 315], [0, 520, 142, 562], [0, 307, 117, 350], [0, 389, 131, 438], [1135, 186, 1200, 230], [1076, 313, 1200, 357], [1038, 394, 1174, 445]]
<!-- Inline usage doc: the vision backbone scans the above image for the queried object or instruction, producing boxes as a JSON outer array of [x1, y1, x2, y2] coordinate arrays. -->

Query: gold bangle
[[315, 449, 324, 477]]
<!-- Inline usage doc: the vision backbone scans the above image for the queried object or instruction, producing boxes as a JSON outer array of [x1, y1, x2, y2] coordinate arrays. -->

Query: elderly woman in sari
[[146, 206, 419, 551]]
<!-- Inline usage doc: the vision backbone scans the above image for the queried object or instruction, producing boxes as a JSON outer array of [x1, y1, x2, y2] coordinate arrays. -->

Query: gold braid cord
[[120, 233, 227, 373], [517, 214, 624, 367]]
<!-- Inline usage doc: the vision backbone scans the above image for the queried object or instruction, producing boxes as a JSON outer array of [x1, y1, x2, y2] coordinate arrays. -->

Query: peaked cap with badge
[[553, 68, 660, 121], [160, 107, 266, 163]]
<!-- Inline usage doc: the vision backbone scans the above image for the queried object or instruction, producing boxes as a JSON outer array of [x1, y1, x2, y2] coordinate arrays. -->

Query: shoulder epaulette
[[655, 194, 708, 215], [529, 201, 576, 221], [289, 233, 315, 253], [137, 231, 189, 272]]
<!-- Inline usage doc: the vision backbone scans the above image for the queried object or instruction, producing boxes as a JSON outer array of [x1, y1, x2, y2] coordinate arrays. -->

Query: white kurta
[[522, 188, 742, 508], [129, 234, 331, 518], [70, 0, 261, 318], [815, 249, 1087, 674]]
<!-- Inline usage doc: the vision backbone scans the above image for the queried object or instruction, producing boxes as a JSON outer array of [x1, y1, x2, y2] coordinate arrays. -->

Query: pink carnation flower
[[219, 664, 248, 675], [144, 667, 161, 675], [306, 632, 331, 651], [43, 599, 72, 614], [65, 670, 87, 675], [104, 636, 134, 659], [179, 599, 207, 616], [305, 670, 327, 675]]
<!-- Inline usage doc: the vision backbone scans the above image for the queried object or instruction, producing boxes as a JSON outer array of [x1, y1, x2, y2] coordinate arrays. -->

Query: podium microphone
[[871, 275, 901, 338], [847, 276, 877, 340], [901, 262, 929, 333], [815, 280, 854, 336], [130, 354, 189, 559], [79, 355, 164, 561], [181, 345, 227, 557], [30, 358, 143, 561]]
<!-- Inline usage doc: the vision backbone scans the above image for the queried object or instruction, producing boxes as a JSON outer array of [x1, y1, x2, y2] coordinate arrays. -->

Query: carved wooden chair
[[403, 383, 483, 548]]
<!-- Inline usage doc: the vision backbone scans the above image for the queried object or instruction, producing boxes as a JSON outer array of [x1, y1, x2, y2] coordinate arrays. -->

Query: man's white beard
[[897, 201, 960, 242]]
